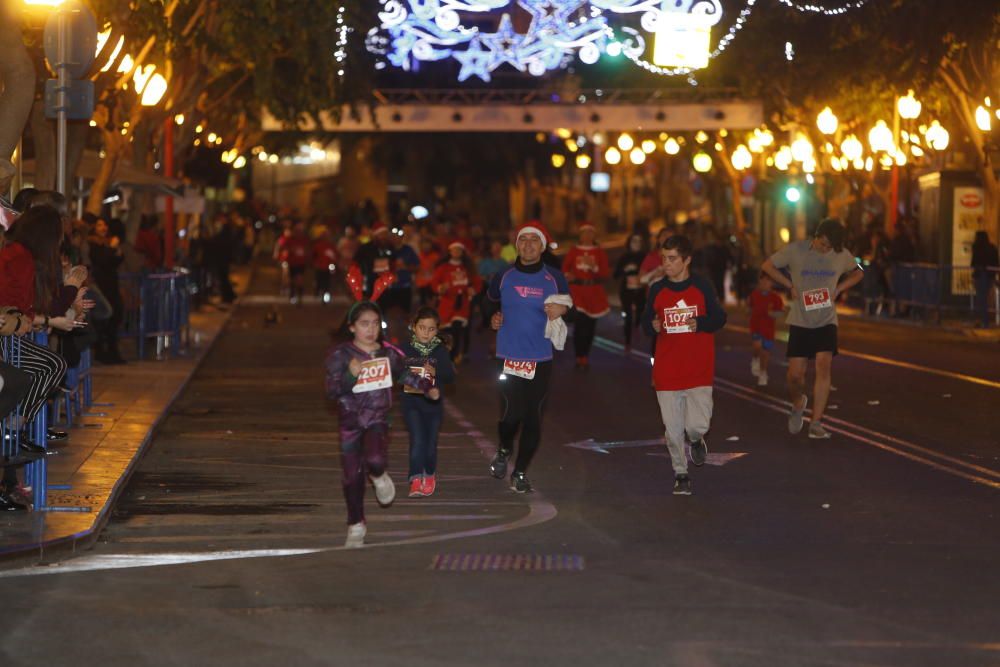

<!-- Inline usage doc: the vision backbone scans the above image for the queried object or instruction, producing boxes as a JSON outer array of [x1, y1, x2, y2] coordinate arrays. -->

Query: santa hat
[[578, 221, 597, 233], [447, 239, 469, 252], [371, 221, 389, 236], [515, 221, 551, 246]]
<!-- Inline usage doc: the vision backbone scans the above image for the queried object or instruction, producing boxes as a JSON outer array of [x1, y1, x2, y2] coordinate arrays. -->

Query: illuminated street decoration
[[366, 0, 865, 82]]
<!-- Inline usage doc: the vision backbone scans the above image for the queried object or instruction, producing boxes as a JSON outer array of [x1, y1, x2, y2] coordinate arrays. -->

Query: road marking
[[593, 336, 1000, 490], [724, 324, 1000, 390], [565, 437, 666, 454]]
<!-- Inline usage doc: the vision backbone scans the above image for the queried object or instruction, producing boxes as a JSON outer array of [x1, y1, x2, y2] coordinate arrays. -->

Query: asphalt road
[[2, 266, 998, 667]]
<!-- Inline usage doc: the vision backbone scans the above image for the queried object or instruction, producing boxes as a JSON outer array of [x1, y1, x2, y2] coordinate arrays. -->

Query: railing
[[120, 271, 192, 359], [861, 263, 1000, 326]]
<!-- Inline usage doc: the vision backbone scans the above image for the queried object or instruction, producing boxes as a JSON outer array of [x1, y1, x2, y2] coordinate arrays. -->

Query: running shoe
[[808, 423, 831, 439], [788, 396, 808, 435], [422, 474, 436, 496], [751, 358, 761, 377], [757, 372, 769, 387], [370, 472, 396, 507], [345, 522, 366, 548], [408, 477, 425, 498], [689, 437, 708, 466], [673, 475, 692, 496], [510, 471, 533, 493], [489, 448, 510, 479]]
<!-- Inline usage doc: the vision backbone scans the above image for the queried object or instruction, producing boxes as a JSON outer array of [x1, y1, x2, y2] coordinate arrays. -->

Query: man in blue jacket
[[484, 222, 570, 493]]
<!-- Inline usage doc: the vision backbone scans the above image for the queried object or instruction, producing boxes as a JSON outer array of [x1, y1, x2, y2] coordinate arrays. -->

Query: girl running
[[325, 291, 435, 547], [400, 307, 455, 498], [614, 233, 647, 354]]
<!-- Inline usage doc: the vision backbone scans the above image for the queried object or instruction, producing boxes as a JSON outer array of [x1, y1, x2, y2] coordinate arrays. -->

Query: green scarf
[[410, 335, 440, 357]]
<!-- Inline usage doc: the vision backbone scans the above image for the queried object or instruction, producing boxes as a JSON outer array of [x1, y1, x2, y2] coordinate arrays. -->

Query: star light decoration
[[365, 0, 867, 82]]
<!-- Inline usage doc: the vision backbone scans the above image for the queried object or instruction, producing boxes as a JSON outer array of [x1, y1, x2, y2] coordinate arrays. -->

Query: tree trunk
[[87, 131, 122, 215], [714, 134, 747, 233], [29, 101, 56, 191], [0, 5, 35, 163]]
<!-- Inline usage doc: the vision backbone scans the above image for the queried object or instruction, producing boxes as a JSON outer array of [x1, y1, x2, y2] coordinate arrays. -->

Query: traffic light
[[785, 186, 801, 203]]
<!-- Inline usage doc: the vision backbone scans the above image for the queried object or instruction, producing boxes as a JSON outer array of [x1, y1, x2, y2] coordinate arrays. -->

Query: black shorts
[[787, 324, 838, 359]]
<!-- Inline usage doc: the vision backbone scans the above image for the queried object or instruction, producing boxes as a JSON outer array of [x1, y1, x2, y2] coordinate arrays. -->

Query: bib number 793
[[803, 288, 832, 311]]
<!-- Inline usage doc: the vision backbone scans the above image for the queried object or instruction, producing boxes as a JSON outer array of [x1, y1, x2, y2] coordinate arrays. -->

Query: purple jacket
[[325, 341, 424, 433]]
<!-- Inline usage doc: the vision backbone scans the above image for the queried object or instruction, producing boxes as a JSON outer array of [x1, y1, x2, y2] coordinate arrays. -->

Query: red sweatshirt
[[431, 261, 482, 326], [642, 274, 727, 391], [0, 242, 36, 317]]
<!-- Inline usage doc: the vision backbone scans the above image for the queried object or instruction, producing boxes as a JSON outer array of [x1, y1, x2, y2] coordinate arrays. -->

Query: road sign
[[44, 79, 94, 120], [43, 1, 97, 79]]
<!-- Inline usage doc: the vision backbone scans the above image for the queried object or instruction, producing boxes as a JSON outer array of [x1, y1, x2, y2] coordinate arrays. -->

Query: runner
[[761, 218, 864, 439], [283, 221, 310, 304], [642, 235, 727, 496], [484, 221, 571, 493], [613, 232, 647, 354], [311, 226, 338, 303], [400, 307, 455, 498], [747, 272, 784, 386], [325, 293, 437, 548], [562, 221, 610, 369], [431, 240, 481, 364]]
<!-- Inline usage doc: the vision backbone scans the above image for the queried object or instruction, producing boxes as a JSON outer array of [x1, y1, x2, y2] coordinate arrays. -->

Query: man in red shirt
[[748, 272, 784, 386], [642, 235, 727, 496]]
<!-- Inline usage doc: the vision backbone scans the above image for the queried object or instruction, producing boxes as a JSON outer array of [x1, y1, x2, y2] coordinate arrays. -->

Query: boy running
[[642, 235, 727, 496], [748, 273, 784, 386], [761, 218, 863, 439]]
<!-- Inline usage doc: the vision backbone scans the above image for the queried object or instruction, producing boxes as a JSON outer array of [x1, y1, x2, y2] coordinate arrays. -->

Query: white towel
[[543, 294, 574, 351]]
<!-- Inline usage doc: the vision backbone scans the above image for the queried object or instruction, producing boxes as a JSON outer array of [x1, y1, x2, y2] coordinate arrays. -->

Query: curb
[[0, 283, 246, 565]]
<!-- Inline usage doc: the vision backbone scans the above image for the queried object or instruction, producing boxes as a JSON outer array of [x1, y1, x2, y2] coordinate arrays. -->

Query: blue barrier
[[863, 263, 999, 324], [120, 271, 191, 359]]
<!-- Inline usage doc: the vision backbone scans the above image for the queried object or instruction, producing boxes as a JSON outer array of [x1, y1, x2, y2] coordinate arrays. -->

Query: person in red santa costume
[[431, 240, 482, 364], [561, 221, 610, 368]]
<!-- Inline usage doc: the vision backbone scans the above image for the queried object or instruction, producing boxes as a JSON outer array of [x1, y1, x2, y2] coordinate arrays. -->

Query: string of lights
[[775, 0, 869, 16], [334, 6, 351, 80]]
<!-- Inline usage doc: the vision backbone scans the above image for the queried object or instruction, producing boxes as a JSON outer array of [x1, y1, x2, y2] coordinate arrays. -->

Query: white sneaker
[[757, 372, 768, 386], [788, 396, 808, 434], [345, 522, 366, 548], [751, 358, 761, 377], [371, 472, 396, 507], [808, 422, 831, 439]]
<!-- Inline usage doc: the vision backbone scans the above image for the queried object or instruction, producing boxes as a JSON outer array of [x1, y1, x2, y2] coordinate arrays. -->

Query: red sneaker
[[421, 474, 436, 496], [408, 477, 425, 498]]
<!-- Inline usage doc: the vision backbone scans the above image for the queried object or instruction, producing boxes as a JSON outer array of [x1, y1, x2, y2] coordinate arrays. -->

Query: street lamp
[[897, 90, 921, 120], [663, 137, 680, 155], [641, 139, 656, 154], [841, 134, 863, 161], [975, 104, 992, 132], [617, 133, 634, 151], [925, 120, 950, 151], [604, 147, 621, 165], [575, 154, 591, 169], [816, 106, 838, 135], [628, 147, 646, 165], [731, 144, 752, 170], [692, 151, 712, 173], [790, 133, 814, 162], [868, 120, 894, 153], [140, 73, 167, 106]]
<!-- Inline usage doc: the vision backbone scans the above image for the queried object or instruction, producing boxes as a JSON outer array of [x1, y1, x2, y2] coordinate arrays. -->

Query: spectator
[[134, 215, 164, 270], [971, 231, 999, 328], [88, 216, 127, 364]]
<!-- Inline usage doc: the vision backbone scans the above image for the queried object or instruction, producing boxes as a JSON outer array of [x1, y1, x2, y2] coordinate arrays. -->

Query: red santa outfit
[[561, 225, 610, 318], [431, 242, 482, 326]]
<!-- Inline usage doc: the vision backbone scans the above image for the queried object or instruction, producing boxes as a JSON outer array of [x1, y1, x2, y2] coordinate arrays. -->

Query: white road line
[[724, 323, 1000, 390], [593, 336, 1000, 491]]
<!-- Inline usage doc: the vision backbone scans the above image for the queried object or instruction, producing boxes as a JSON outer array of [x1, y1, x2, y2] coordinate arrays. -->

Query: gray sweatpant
[[655, 386, 713, 475]]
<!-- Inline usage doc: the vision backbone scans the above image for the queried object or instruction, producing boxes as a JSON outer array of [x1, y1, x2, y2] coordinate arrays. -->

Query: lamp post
[[891, 90, 922, 228]]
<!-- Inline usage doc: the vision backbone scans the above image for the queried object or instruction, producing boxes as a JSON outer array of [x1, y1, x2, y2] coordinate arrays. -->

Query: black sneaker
[[510, 471, 532, 494], [489, 448, 510, 479], [689, 437, 708, 467], [673, 475, 692, 496]]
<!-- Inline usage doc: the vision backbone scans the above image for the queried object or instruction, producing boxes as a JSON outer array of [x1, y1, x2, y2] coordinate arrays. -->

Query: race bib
[[803, 288, 832, 311], [374, 258, 390, 273], [352, 357, 392, 393], [403, 365, 434, 394], [502, 359, 537, 380], [626, 275, 641, 290], [663, 306, 697, 334]]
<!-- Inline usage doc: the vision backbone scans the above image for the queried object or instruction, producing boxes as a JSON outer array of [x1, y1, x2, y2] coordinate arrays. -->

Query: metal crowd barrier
[[119, 271, 192, 359], [862, 263, 999, 325], [1, 332, 83, 512]]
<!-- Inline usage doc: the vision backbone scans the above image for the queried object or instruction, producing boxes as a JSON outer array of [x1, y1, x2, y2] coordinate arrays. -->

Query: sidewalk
[[0, 276, 244, 562]]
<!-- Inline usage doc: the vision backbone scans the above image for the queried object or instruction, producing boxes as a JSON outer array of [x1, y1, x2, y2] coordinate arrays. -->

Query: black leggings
[[573, 313, 598, 358], [497, 359, 552, 474], [447, 321, 470, 359], [620, 288, 646, 347]]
